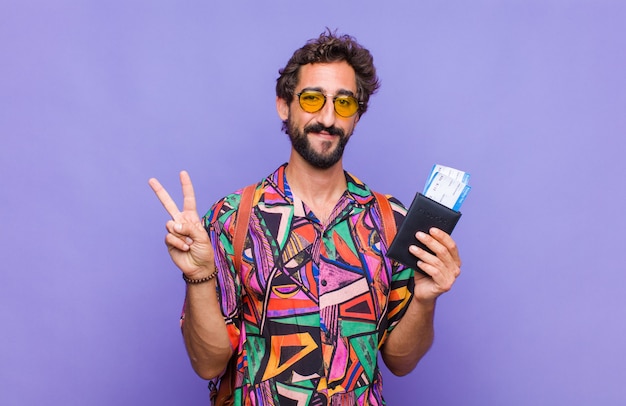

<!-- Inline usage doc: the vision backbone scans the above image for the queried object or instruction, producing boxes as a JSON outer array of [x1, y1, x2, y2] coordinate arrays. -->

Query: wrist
[[410, 295, 437, 312], [182, 267, 219, 284]]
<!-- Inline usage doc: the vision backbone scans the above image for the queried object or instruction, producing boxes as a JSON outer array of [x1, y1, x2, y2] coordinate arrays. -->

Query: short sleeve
[[380, 196, 415, 339], [178, 191, 245, 353]]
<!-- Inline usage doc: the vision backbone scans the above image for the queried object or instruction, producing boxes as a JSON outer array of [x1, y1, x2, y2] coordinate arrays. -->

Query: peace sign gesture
[[148, 171, 215, 279]]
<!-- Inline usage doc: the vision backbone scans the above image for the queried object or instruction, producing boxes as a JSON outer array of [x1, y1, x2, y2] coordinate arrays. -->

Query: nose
[[316, 98, 337, 128]]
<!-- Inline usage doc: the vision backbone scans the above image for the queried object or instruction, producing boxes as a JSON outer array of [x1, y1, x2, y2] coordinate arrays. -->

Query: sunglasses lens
[[334, 96, 359, 117], [299, 91, 325, 113]]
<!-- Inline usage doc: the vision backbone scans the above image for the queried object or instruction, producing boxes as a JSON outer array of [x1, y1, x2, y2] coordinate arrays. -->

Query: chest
[[239, 204, 393, 318]]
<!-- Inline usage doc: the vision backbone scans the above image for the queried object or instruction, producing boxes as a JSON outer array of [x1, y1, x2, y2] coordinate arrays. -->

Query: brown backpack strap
[[233, 183, 257, 271], [213, 183, 256, 406], [372, 191, 396, 248]]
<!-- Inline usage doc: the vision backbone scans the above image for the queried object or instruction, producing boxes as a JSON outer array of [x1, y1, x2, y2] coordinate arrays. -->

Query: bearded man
[[149, 30, 461, 406]]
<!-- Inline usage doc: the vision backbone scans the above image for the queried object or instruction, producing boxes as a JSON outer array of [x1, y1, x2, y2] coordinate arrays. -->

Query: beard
[[284, 117, 352, 170]]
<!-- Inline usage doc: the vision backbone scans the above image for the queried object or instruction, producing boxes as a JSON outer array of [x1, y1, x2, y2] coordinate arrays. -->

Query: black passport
[[387, 193, 462, 274]]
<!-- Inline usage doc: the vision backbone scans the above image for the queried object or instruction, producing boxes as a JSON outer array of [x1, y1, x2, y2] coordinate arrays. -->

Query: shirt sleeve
[[179, 191, 244, 353], [208, 191, 248, 353], [380, 196, 415, 340]]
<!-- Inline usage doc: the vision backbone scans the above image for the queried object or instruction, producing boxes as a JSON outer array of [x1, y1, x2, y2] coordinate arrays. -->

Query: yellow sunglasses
[[296, 90, 362, 118]]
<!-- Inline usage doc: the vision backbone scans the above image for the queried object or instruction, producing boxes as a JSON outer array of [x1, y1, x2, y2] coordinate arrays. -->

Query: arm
[[149, 171, 232, 379], [381, 228, 461, 376], [181, 278, 233, 379]]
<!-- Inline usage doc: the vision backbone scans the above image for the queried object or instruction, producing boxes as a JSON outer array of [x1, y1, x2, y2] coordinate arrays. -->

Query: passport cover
[[387, 193, 462, 274]]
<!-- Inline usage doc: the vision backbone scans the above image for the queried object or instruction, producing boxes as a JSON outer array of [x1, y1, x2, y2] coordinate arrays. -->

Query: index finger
[[148, 177, 181, 219]]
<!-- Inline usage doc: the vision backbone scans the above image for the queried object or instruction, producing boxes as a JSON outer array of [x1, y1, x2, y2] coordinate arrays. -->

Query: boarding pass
[[423, 164, 471, 211]]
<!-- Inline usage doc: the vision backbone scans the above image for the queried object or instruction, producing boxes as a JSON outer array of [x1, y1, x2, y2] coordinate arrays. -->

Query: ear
[[276, 96, 289, 121]]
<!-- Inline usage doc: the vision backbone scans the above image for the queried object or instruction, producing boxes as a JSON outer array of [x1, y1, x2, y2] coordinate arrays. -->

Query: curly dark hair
[[276, 29, 380, 117]]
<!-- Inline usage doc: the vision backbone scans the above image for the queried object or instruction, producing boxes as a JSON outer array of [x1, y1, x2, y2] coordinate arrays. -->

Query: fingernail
[[175, 223, 182, 232], [416, 231, 426, 239], [185, 237, 193, 245]]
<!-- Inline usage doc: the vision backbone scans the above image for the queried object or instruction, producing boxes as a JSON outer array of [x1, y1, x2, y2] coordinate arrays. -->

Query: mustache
[[304, 123, 345, 137]]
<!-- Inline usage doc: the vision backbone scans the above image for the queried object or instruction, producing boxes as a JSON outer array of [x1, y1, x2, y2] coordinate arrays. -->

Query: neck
[[285, 152, 347, 221]]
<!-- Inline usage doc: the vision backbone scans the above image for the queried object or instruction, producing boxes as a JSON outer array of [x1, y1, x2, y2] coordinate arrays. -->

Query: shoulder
[[204, 183, 263, 225], [203, 166, 278, 228], [344, 170, 407, 214], [371, 192, 410, 233], [377, 194, 408, 216]]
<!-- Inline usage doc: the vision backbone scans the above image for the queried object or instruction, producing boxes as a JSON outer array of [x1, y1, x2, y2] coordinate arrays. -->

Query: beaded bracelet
[[181, 268, 219, 284]]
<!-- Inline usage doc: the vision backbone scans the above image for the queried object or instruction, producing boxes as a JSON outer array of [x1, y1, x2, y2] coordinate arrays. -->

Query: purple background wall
[[1, 1, 625, 405]]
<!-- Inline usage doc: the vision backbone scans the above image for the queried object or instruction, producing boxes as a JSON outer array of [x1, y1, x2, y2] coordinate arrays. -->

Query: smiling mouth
[[304, 124, 344, 138], [311, 131, 336, 138]]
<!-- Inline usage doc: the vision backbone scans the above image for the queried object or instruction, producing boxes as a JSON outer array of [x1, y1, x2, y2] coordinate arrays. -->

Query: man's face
[[277, 61, 360, 169]]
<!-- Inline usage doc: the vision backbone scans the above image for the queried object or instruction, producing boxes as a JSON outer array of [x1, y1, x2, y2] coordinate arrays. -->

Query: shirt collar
[[266, 163, 376, 207]]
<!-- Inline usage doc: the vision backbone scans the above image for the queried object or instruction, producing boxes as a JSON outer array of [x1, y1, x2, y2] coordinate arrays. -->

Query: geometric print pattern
[[203, 164, 415, 405]]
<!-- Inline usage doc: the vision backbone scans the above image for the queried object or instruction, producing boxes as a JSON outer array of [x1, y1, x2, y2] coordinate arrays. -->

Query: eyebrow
[[299, 87, 356, 97]]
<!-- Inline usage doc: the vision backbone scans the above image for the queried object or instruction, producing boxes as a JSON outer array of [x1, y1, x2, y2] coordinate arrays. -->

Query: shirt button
[[320, 279, 327, 286]]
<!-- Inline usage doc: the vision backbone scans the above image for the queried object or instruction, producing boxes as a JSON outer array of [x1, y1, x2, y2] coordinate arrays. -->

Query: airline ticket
[[423, 164, 471, 211]]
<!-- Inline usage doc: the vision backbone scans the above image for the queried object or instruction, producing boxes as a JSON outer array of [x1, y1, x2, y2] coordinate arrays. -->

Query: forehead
[[297, 61, 357, 93]]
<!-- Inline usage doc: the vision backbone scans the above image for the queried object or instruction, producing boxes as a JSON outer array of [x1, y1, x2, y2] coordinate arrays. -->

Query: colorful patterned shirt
[[203, 164, 415, 405]]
